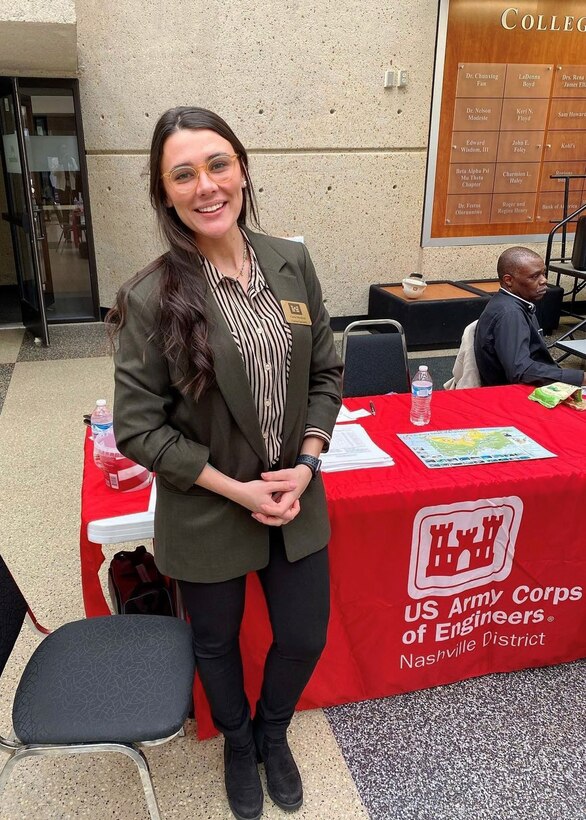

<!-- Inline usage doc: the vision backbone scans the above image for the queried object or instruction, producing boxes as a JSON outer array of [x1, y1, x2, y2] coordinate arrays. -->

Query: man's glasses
[[161, 154, 239, 191]]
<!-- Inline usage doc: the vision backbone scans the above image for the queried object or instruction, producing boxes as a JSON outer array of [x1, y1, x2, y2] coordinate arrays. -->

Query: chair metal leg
[[140, 726, 184, 746], [0, 747, 30, 796], [121, 745, 162, 820], [0, 742, 162, 820]]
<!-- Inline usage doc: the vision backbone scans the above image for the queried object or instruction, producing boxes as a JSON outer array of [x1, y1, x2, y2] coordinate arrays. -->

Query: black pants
[[178, 528, 330, 749]]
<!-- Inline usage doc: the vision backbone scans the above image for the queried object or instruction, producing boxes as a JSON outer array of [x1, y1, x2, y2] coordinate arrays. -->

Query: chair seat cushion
[[12, 615, 195, 745]]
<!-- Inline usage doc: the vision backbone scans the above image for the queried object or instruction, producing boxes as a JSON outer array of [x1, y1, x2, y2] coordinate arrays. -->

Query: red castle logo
[[408, 498, 523, 599], [426, 515, 504, 577]]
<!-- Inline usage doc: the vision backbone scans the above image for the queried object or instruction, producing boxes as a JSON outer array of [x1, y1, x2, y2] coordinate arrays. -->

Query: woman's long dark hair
[[106, 107, 260, 400]]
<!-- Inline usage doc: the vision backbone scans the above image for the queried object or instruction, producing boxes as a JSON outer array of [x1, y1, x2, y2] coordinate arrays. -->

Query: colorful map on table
[[397, 426, 556, 469]]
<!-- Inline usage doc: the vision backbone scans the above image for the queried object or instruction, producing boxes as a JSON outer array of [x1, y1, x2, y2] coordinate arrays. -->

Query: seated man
[[475, 246, 586, 387]]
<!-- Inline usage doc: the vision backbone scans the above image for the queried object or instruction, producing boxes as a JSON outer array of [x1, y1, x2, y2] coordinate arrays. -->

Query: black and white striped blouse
[[200, 240, 330, 465]]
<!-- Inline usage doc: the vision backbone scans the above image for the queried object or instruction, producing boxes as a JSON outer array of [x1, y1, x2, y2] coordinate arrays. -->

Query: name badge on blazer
[[280, 300, 312, 325]]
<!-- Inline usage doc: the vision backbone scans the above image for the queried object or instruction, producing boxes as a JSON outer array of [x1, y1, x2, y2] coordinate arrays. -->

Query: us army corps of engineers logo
[[408, 497, 523, 599]]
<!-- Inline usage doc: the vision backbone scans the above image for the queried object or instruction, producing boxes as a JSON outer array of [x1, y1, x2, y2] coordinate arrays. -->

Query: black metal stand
[[544, 174, 586, 361]]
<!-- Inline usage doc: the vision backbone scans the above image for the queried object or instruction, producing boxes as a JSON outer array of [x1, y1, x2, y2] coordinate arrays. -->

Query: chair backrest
[[341, 319, 410, 397], [0, 554, 28, 677]]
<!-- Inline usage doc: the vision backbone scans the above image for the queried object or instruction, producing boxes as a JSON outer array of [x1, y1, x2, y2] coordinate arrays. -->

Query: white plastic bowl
[[401, 277, 427, 299]]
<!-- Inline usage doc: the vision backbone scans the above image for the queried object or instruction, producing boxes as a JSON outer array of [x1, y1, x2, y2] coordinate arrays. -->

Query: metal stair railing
[[543, 174, 586, 359]]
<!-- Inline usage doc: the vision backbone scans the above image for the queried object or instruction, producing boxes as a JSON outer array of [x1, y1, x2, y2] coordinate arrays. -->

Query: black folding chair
[[341, 319, 410, 397], [0, 553, 195, 819]]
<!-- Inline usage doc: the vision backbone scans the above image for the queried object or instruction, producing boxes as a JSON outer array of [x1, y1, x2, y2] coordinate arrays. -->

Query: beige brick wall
[[0, 1, 76, 75], [7, 0, 549, 314]]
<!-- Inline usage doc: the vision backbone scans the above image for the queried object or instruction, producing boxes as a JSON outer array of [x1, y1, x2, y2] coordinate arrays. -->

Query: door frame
[[0, 77, 49, 343], [12, 78, 52, 342], [68, 77, 100, 321]]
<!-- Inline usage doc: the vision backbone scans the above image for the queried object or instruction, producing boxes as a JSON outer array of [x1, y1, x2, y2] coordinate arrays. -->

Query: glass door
[[0, 78, 49, 344], [16, 79, 99, 323]]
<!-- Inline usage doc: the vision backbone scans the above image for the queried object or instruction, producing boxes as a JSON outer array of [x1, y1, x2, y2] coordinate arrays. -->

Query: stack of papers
[[321, 424, 394, 472]]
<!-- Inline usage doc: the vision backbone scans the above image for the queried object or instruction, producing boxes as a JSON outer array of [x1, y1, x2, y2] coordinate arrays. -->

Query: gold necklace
[[197, 240, 249, 281], [233, 242, 249, 280]]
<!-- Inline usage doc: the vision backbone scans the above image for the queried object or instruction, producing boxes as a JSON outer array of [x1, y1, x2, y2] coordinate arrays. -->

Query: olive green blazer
[[113, 229, 343, 582]]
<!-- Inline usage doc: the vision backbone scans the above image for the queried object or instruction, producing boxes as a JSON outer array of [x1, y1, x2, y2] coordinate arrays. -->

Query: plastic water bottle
[[91, 399, 113, 466], [410, 365, 433, 426]]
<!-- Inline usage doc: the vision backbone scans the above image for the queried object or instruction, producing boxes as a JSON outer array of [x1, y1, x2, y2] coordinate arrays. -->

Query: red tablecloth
[[80, 444, 153, 617], [80, 385, 586, 739]]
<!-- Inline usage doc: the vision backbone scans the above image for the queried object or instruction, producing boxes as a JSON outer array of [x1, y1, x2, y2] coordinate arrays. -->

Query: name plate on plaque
[[552, 66, 586, 97], [544, 131, 586, 162], [497, 133, 543, 163], [450, 132, 499, 161], [448, 164, 495, 195], [491, 194, 537, 224], [548, 99, 586, 130], [536, 192, 584, 222], [445, 195, 492, 225], [493, 163, 539, 193], [455, 63, 506, 98], [540, 161, 585, 191], [503, 65, 553, 98], [453, 99, 503, 131], [500, 98, 549, 131]]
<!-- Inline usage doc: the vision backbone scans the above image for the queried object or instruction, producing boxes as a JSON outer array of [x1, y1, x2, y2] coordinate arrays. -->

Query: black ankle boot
[[253, 726, 303, 812], [224, 739, 263, 820]]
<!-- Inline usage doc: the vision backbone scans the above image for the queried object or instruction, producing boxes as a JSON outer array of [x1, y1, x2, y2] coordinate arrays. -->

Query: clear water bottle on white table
[[91, 399, 113, 466], [410, 365, 433, 426]]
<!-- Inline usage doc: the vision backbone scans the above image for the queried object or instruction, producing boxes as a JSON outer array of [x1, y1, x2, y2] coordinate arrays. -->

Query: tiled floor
[[0, 323, 584, 820]]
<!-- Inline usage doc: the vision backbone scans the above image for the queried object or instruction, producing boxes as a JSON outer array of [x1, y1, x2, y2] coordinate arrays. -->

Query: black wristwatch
[[295, 454, 322, 478]]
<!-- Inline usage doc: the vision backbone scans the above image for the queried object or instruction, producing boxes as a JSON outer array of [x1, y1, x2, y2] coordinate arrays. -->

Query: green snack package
[[528, 382, 582, 408]]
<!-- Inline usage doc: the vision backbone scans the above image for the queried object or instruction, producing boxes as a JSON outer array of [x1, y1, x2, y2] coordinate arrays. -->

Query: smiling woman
[[105, 107, 343, 820], [161, 129, 246, 250]]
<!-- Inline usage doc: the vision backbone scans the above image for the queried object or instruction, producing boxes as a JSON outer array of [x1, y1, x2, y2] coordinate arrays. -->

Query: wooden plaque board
[[423, 1, 586, 245]]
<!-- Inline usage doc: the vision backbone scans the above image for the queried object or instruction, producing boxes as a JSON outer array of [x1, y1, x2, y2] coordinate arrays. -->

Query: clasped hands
[[241, 466, 312, 527]]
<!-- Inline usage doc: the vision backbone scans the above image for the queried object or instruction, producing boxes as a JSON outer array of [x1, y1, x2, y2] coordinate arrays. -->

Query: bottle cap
[[96, 399, 107, 406], [419, 365, 428, 372]]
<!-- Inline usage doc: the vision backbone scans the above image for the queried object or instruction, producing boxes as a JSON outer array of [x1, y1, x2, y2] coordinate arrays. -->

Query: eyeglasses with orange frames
[[161, 153, 240, 191]]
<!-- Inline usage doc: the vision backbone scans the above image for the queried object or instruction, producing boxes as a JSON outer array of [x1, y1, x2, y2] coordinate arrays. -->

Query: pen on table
[[369, 401, 376, 416]]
